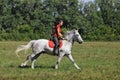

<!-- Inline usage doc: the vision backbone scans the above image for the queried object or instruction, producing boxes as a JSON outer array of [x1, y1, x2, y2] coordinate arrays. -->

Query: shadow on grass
[[18, 65, 55, 69]]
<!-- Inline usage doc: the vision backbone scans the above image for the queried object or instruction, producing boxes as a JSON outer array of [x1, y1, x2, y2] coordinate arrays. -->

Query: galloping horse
[[16, 29, 83, 70]]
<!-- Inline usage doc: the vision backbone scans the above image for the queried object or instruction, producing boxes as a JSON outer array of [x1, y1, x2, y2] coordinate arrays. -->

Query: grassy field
[[0, 41, 119, 80]]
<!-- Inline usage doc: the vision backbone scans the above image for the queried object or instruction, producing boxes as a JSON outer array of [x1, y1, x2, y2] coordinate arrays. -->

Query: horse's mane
[[64, 29, 76, 40]]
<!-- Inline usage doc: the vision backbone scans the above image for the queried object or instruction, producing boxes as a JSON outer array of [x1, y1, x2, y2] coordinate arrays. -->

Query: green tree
[[0, 0, 120, 41]]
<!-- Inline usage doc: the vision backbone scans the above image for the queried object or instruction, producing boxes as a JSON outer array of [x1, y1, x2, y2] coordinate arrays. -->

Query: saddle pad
[[48, 40, 63, 48]]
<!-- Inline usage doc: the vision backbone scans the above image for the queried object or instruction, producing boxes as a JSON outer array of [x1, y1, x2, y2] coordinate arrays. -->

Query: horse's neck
[[62, 38, 74, 51], [64, 34, 74, 45]]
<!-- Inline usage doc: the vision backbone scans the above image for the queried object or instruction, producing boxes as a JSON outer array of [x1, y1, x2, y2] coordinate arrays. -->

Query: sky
[[85, 0, 94, 2], [79, 0, 95, 3]]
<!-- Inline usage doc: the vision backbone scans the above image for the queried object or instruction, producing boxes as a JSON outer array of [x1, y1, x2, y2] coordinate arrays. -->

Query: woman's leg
[[53, 37, 59, 55]]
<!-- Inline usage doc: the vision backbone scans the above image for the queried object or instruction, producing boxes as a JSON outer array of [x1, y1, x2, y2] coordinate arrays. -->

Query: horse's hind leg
[[20, 54, 34, 67], [31, 52, 42, 69]]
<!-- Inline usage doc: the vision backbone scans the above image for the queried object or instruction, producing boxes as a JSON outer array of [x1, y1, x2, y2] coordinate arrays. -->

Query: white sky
[[85, 0, 94, 2], [79, 0, 95, 2]]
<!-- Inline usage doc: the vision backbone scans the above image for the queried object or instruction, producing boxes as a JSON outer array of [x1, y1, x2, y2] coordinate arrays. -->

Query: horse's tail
[[15, 40, 36, 57]]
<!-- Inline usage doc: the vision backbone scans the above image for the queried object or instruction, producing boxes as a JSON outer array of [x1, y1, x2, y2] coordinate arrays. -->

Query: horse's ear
[[72, 29, 76, 34], [78, 28, 83, 34]]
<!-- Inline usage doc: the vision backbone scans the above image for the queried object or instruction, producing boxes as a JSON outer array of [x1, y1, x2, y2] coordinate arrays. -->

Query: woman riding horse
[[53, 19, 64, 55], [16, 29, 83, 70]]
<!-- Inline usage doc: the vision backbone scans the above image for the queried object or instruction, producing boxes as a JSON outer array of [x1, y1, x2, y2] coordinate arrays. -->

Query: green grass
[[0, 41, 119, 80]]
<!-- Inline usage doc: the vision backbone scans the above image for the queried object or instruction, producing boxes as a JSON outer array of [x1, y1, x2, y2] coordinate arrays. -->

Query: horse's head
[[73, 29, 83, 44], [64, 29, 83, 44]]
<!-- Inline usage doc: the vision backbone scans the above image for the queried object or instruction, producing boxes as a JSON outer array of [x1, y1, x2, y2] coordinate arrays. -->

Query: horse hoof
[[55, 66, 58, 69], [78, 68, 82, 72], [31, 67, 35, 69], [18, 65, 24, 68], [18, 65, 28, 68]]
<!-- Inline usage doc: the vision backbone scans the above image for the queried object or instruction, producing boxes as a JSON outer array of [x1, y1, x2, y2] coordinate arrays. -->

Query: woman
[[53, 20, 64, 55]]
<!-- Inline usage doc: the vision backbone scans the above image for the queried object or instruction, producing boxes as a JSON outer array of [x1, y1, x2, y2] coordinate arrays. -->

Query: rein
[[63, 34, 75, 44]]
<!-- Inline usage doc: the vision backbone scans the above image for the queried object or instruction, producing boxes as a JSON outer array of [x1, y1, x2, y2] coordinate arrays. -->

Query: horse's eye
[[75, 34, 79, 36]]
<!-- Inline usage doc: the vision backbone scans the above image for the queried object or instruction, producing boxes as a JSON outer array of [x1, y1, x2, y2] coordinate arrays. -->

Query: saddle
[[48, 40, 63, 48]]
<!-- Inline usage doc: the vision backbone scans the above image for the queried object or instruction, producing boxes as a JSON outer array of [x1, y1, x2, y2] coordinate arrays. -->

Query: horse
[[16, 29, 83, 70]]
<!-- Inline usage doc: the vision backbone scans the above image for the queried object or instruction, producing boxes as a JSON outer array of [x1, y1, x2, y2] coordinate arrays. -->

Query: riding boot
[[53, 47, 59, 55]]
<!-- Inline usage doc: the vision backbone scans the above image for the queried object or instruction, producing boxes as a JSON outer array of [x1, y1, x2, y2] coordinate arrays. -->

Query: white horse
[[16, 29, 83, 70]]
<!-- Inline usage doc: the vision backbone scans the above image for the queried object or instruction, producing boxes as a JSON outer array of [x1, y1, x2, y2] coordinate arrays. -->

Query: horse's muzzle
[[79, 40, 83, 44], [79, 41, 83, 44]]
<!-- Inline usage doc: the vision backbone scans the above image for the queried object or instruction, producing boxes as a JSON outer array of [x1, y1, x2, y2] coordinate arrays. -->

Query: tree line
[[0, 0, 120, 41]]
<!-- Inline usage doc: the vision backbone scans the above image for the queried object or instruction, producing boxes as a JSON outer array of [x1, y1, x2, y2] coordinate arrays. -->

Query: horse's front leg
[[55, 52, 65, 69], [66, 54, 81, 70]]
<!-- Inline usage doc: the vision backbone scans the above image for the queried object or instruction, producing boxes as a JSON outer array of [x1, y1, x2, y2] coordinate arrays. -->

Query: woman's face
[[60, 21, 63, 26]]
